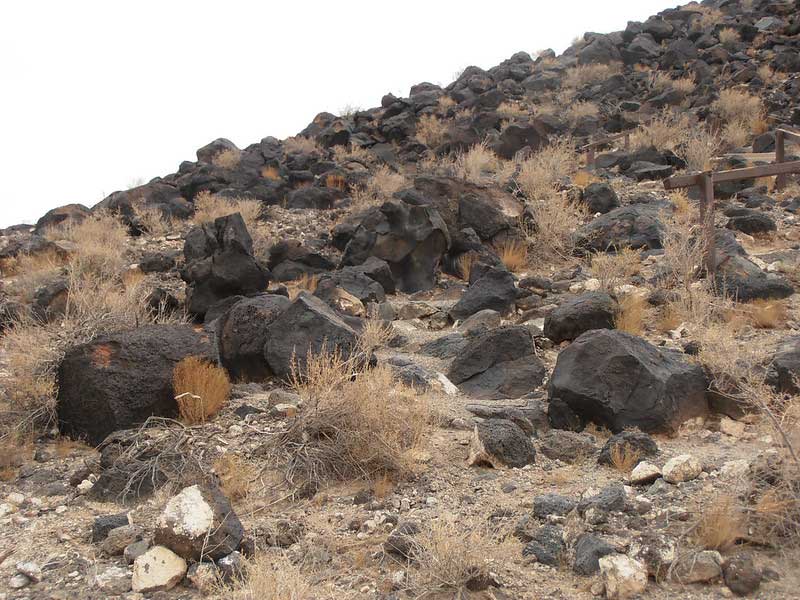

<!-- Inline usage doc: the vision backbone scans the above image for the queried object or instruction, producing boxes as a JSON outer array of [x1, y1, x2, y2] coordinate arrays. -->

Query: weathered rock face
[[577, 204, 665, 252], [767, 336, 800, 394], [548, 329, 708, 433], [468, 419, 536, 468], [181, 212, 270, 318], [132, 546, 187, 593], [263, 292, 359, 378], [449, 266, 518, 321], [154, 484, 243, 561], [448, 326, 545, 400], [34, 203, 91, 232], [580, 183, 620, 214], [217, 294, 291, 381], [57, 325, 215, 446], [341, 200, 450, 293], [544, 292, 618, 343]]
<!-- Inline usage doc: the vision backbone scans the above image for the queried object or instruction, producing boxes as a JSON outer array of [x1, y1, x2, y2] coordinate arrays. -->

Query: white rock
[[599, 555, 648, 599], [90, 566, 131, 594], [132, 546, 187, 593], [0, 503, 17, 518], [584, 278, 601, 291], [435, 372, 459, 395], [77, 479, 94, 494], [15, 562, 41, 582], [5, 493, 25, 506], [629, 461, 661, 485], [8, 574, 30, 589], [720, 459, 749, 479], [158, 485, 214, 539], [662, 454, 702, 483], [719, 417, 745, 438]]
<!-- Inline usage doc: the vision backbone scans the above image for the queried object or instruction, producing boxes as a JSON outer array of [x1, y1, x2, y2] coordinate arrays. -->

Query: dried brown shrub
[[678, 128, 721, 172], [718, 27, 741, 48], [192, 192, 262, 231], [614, 294, 647, 335], [350, 166, 408, 208], [590, 248, 641, 292], [631, 111, 691, 151], [495, 239, 528, 273], [746, 299, 787, 329], [214, 454, 256, 501], [694, 495, 745, 551], [283, 136, 322, 155], [217, 552, 313, 599], [610, 442, 641, 473], [562, 63, 621, 89], [133, 204, 173, 237], [415, 114, 448, 148], [173, 357, 231, 425], [212, 148, 242, 170], [0, 432, 34, 481]]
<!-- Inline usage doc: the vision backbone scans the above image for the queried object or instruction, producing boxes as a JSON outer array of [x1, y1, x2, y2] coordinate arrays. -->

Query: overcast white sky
[[1, 0, 675, 227]]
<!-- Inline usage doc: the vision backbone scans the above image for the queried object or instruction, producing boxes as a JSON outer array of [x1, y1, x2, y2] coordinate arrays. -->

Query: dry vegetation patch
[[173, 356, 231, 425], [350, 166, 408, 208]]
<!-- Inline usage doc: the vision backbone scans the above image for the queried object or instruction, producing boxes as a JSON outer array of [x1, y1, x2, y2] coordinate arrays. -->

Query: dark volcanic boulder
[[341, 200, 450, 293], [713, 235, 794, 302], [548, 329, 708, 434], [491, 122, 547, 160], [263, 292, 359, 378], [597, 431, 658, 467], [181, 213, 270, 318], [766, 337, 800, 394], [469, 419, 536, 468], [726, 212, 776, 235], [544, 292, 618, 343], [57, 325, 215, 445], [580, 183, 620, 214], [35, 203, 91, 232], [314, 268, 386, 305], [217, 294, 291, 381], [577, 204, 664, 252], [448, 326, 545, 400], [449, 266, 517, 321]]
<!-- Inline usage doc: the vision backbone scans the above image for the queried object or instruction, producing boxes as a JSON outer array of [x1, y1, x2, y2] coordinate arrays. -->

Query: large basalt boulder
[[57, 325, 215, 446], [154, 484, 243, 561], [263, 292, 359, 378], [181, 213, 270, 318], [217, 294, 291, 381], [35, 204, 91, 233], [580, 183, 620, 214], [713, 234, 794, 302], [468, 419, 536, 468], [577, 204, 665, 252], [448, 325, 545, 399], [766, 336, 800, 394], [544, 292, 618, 343], [314, 268, 386, 306], [548, 329, 708, 434], [341, 200, 450, 293], [449, 266, 517, 321], [491, 122, 548, 160]]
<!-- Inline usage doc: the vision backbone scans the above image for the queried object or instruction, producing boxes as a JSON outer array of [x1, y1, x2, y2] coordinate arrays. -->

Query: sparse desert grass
[[212, 148, 242, 170], [631, 110, 691, 152], [678, 128, 722, 172], [694, 494, 745, 551], [332, 144, 372, 164], [0, 432, 34, 481], [415, 114, 448, 148], [516, 138, 578, 201], [339, 103, 360, 118], [562, 63, 621, 89], [5, 249, 66, 302], [272, 340, 430, 486], [173, 356, 231, 425], [283, 136, 322, 155], [590, 248, 641, 292], [457, 252, 478, 281], [660, 206, 705, 291], [261, 165, 282, 180], [350, 166, 408, 208], [495, 239, 528, 272], [453, 143, 515, 185], [573, 170, 599, 187], [437, 95, 456, 111], [614, 294, 647, 335], [713, 89, 765, 148], [192, 191, 262, 232], [133, 204, 173, 236], [610, 442, 641, 473], [565, 101, 599, 124], [214, 453, 256, 501], [324, 173, 347, 191], [745, 299, 787, 329], [49, 210, 130, 280], [757, 65, 777, 84], [217, 553, 313, 600], [718, 27, 741, 49], [497, 101, 530, 119], [286, 272, 319, 300]]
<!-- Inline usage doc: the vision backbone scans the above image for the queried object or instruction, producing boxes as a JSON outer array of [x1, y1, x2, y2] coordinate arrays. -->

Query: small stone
[[77, 479, 94, 494], [102, 525, 142, 556], [629, 461, 661, 485], [599, 554, 648, 599], [5, 493, 25, 506], [720, 459, 749, 479], [719, 417, 745, 438], [218, 551, 244, 582], [662, 454, 702, 483], [132, 546, 187, 593], [723, 553, 762, 596], [186, 562, 218, 591], [15, 562, 42, 582], [124, 540, 150, 565], [573, 534, 615, 575], [425, 497, 438, 507], [8, 574, 30, 589], [89, 566, 131, 595], [672, 550, 722, 583]]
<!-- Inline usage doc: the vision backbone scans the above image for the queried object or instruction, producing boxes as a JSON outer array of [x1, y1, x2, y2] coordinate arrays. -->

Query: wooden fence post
[[587, 147, 595, 169], [775, 129, 786, 190], [700, 171, 716, 276]]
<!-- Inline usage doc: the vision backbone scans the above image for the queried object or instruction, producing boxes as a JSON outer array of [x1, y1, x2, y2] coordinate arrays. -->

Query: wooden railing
[[662, 127, 800, 273], [580, 131, 632, 167]]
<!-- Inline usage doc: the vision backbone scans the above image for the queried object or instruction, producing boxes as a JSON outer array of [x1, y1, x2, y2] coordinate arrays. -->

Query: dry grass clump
[[694, 495, 745, 551], [497, 101, 529, 119], [0, 432, 34, 481], [5, 249, 66, 302], [712, 89, 765, 148], [438, 95, 456, 111], [47, 210, 130, 279], [631, 111, 692, 151], [133, 204, 173, 236], [453, 143, 515, 185], [332, 144, 372, 164], [213, 454, 256, 501], [516, 138, 578, 201], [495, 239, 528, 273], [679, 128, 722, 172], [286, 272, 319, 299], [350, 166, 408, 208], [562, 63, 621, 89], [457, 252, 478, 281], [283, 136, 322, 155], [565, 101, 599, 124], [173, 356, 231, 425], [615, 294, 647, 335], [212, 148, 242, 170], [272, 341, 430, 486], [745, 299, 787, 329], [261, 165, 281, 180], [192, 191, 262, 231], [610, 442, 641, 473], [590, 248, 641, 292], [718, 27, 741, 49], [415, 114, 448, 148], [217, 553, 313, 600], [573, 170, 599, 187], [324, 173, 347, 191], [757, 65, 777, 84]]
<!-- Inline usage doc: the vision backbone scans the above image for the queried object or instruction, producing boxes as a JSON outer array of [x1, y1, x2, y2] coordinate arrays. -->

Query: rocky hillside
[[1, 0, 800, 598]]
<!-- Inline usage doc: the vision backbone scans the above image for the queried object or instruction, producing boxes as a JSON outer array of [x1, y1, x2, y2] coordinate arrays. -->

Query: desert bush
[[694, 495, 745, 551], [516, 138, 578, 201], [272, 339, 430, 486], [332, 144, 372, 164], [339, 103, 360, 117], [213, 454, 256, 501], [562, 63, 621, 89], [173, 356, 231, 425], [0, 432, 34, 481], [5, 249, 66, 302], [324, 173, 347, 191], [590, 248, 641, 292], [212, 148, 242, 170], [261, 165, 282, 180], [52, 210, 130, 279], [133, 204, 173, 236], [495, 239, 528, 272], [456, 252, 478, 281], [283, 136, 322, 155], [718, 27, 741, 49], [415, 114, 448, 148], [713, 89, 764, 147], [609, 442, 641, 473], [454, 143, 515, 185], [573, 170, 599, 187], [497, 101, 529, 119], [286, 273, 319, 300], [437, 95, 456, 111], [757, 65, 777, 84], [678, 128, 721, 172], [217, 553, 313, 600], [192, 191, 262, 231], [614, 294, 647, 335], [350, 166, 408, 208], [746, 299, 787, 329], [565, 101, 599, 125], [631, 110, 691, 151]]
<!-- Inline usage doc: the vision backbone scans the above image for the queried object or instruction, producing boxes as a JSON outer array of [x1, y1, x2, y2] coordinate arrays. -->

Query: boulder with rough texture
[[539, 430, 598, 463], [597, 431, 658, 467], [599, 555, 648, 599], [544, 292, 618, 343], [713, 232, 794, 302], [580, 183, 620, 214], [468, 419, 536, 468], [263, 292, 359, 378], [57, 325, 215, 446], [548, 329, 708, 434], [767, 336, 800, 394], [154, 484, 243, 561], [35, 203, 90, 232], [448, 326, 545, 400], [577, 204, 664, 252], [181, 212, 270, 318], [671, 550, 722, 583], [217, 294, 291, 381], [449, 266, 518, 321], [573, 533, 616, 575], [132, 546, 187, 593], [662, 454, 702, 483], [723, 553, 762, 596], [521, 524, 564, 566], [341, 199, 449, 293]]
